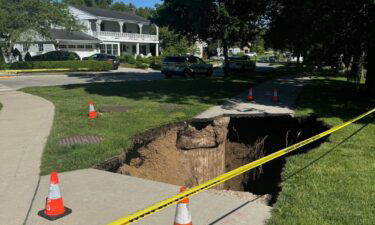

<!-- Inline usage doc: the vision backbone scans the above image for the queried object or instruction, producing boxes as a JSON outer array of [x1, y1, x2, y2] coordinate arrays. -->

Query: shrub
[[136, 55, 151, 64], [24, 52, 32, 61], [5, 60, 112, 71], [148, 56, 163, 70], [120, 54, 136, 64], [135, 61, 149, 69]]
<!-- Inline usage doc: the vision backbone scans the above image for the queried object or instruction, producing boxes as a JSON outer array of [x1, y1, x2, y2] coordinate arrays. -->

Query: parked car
[[245, 52, 257, 57], [82, 53, 119, 70], [224, 56, 256, 72], [31, 50, 80, 61], [268, 56, 278, 63], [161, 56, 213, 78]]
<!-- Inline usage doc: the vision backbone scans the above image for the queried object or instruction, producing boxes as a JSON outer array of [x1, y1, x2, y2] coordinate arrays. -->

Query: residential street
[[0, 63, 274, 90]]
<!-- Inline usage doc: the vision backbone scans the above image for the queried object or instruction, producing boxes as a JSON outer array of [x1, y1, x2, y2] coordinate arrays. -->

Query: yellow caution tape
[[108, 108, 375, 225], [0, 68, 90, 73]]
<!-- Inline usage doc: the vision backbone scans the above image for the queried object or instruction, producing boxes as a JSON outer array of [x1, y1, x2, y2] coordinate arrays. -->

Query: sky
[[116, 0, 162, 8]]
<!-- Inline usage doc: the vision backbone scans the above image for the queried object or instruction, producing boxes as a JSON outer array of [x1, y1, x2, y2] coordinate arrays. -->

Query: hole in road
[[96, 115, 330, 206]]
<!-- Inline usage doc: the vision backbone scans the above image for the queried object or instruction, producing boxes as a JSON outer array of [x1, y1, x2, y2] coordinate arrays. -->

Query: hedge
[[0, 60, 112, 71]]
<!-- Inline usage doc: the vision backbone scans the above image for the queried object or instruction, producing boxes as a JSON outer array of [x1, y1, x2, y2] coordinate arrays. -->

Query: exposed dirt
[[117, 127, 191, 186], [96, 115, 330, 205]]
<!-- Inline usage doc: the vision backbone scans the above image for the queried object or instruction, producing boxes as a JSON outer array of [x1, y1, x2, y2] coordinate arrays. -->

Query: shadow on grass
[[61, 78, 250, 105], [296, 77, 375, 124], [60, 66, 296, 106]]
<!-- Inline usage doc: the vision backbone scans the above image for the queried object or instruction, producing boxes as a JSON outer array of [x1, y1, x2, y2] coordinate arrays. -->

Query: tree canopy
[[266, 0, 374, 94], [154, 0, 268, 71], [0, 0, 78, 43]]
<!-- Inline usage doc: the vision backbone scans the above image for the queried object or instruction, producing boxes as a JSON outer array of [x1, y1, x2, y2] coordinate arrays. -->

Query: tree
[[0, 0, 79, 61], [266, 0, 375, 94], [63, 0, 112, 8], [154, 0, 268, 74]]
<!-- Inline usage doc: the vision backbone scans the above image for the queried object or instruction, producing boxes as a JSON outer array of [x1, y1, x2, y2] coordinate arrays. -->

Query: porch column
[[155, 25, 159, 38], [136, 43, 140, 56], [155, 43, 159, 56], [118, 21, 124, 33], [96, 19, 102, 33], [138, 24, 143, 34]]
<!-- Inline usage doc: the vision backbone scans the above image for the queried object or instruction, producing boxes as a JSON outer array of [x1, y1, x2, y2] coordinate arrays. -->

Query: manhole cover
[[99, 106, 130, 113], [58, 135, 103, 146]]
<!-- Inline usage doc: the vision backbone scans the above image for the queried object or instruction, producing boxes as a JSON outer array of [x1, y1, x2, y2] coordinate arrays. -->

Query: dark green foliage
[[154, 0, 268, 73], [4, 60, 112, 71], [135, 61, 148, 69], [119, 54, 136, 64], [149, 56, 162, 70], [266, 0, 374, 94], [24, 52, 32, 61]]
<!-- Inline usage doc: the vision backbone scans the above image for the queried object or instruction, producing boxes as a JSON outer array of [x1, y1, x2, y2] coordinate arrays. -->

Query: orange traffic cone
[[174, 186, 192, 225], [89, 101, 97, 119], [272, 89, 279, 102], [247, 87, 254, 101], [38, 171, 72, 221]]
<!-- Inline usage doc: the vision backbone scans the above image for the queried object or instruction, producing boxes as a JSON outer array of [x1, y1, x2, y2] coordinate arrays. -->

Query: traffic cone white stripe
[[174, 203, 192, 224], [89, 104, 95, 112], [48, 184, 62, 200]]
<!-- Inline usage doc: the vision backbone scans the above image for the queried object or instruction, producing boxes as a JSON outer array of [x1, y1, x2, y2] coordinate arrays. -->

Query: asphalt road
[[0, 63, 275, 90]]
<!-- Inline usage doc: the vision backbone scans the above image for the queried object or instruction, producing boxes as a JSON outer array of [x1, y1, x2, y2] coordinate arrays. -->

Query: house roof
[[72, 5, 150, 24], [49, 29, 101, 43]]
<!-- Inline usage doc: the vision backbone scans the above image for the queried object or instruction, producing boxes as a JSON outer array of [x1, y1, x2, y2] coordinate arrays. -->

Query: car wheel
[[206, 68, 213, 77]]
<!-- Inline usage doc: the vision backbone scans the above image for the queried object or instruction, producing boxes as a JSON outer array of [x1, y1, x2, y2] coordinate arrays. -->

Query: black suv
[[83, 53, 120, 70], [31, 50, 80, 61], [161, 56, 213, 78]]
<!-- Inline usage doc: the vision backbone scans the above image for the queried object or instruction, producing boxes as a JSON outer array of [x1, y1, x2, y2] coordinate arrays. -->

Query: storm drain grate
[[58, 135, 103, 146], [99, 106, 130, 113]]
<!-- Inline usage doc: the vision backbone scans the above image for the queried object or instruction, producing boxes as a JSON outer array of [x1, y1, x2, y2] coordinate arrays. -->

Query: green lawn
[[267, 76, 375, 225], [22, 69, 285, 175]]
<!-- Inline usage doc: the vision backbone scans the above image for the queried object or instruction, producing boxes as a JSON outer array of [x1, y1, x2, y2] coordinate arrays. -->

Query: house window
[[38, 43, 44, 52], [22, 44, 28, 52], [100, 44, 105, 53], [59, 44, 67, 49], [113, 44, 118, 56], [106, 44, 112, 54], [77, 45, 85, 49], [68, 45, 76, 49], [85, 45, 93, 49], [100, 23, 105, 31]]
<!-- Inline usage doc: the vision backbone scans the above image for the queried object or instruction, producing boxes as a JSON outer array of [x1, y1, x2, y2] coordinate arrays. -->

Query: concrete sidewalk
[[26, 169, 271, 225], [194, 75, 311, 120], [0, 85, 54, 225]]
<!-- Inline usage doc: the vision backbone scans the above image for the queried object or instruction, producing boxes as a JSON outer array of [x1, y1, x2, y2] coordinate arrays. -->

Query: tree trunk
[[348, 51, 365, 87], [222, 38, 229, 76]]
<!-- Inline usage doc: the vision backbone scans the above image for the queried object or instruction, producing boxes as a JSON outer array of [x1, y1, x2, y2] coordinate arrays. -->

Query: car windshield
[[164, 57, 186, 63]]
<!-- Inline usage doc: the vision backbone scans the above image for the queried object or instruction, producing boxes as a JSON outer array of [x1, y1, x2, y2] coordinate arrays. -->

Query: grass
[[267, 76, 375, 225], [22, 68, 286, 175]]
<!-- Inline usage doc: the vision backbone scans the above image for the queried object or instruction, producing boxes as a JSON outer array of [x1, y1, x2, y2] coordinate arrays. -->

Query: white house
[[13, 5, 159, 60]]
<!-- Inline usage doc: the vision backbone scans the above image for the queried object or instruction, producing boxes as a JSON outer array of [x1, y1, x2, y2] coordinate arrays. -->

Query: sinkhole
[[96, 115, 330, 206]]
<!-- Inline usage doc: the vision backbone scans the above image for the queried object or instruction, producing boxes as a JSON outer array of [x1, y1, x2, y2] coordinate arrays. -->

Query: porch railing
[[93, 31, 158, 41]]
